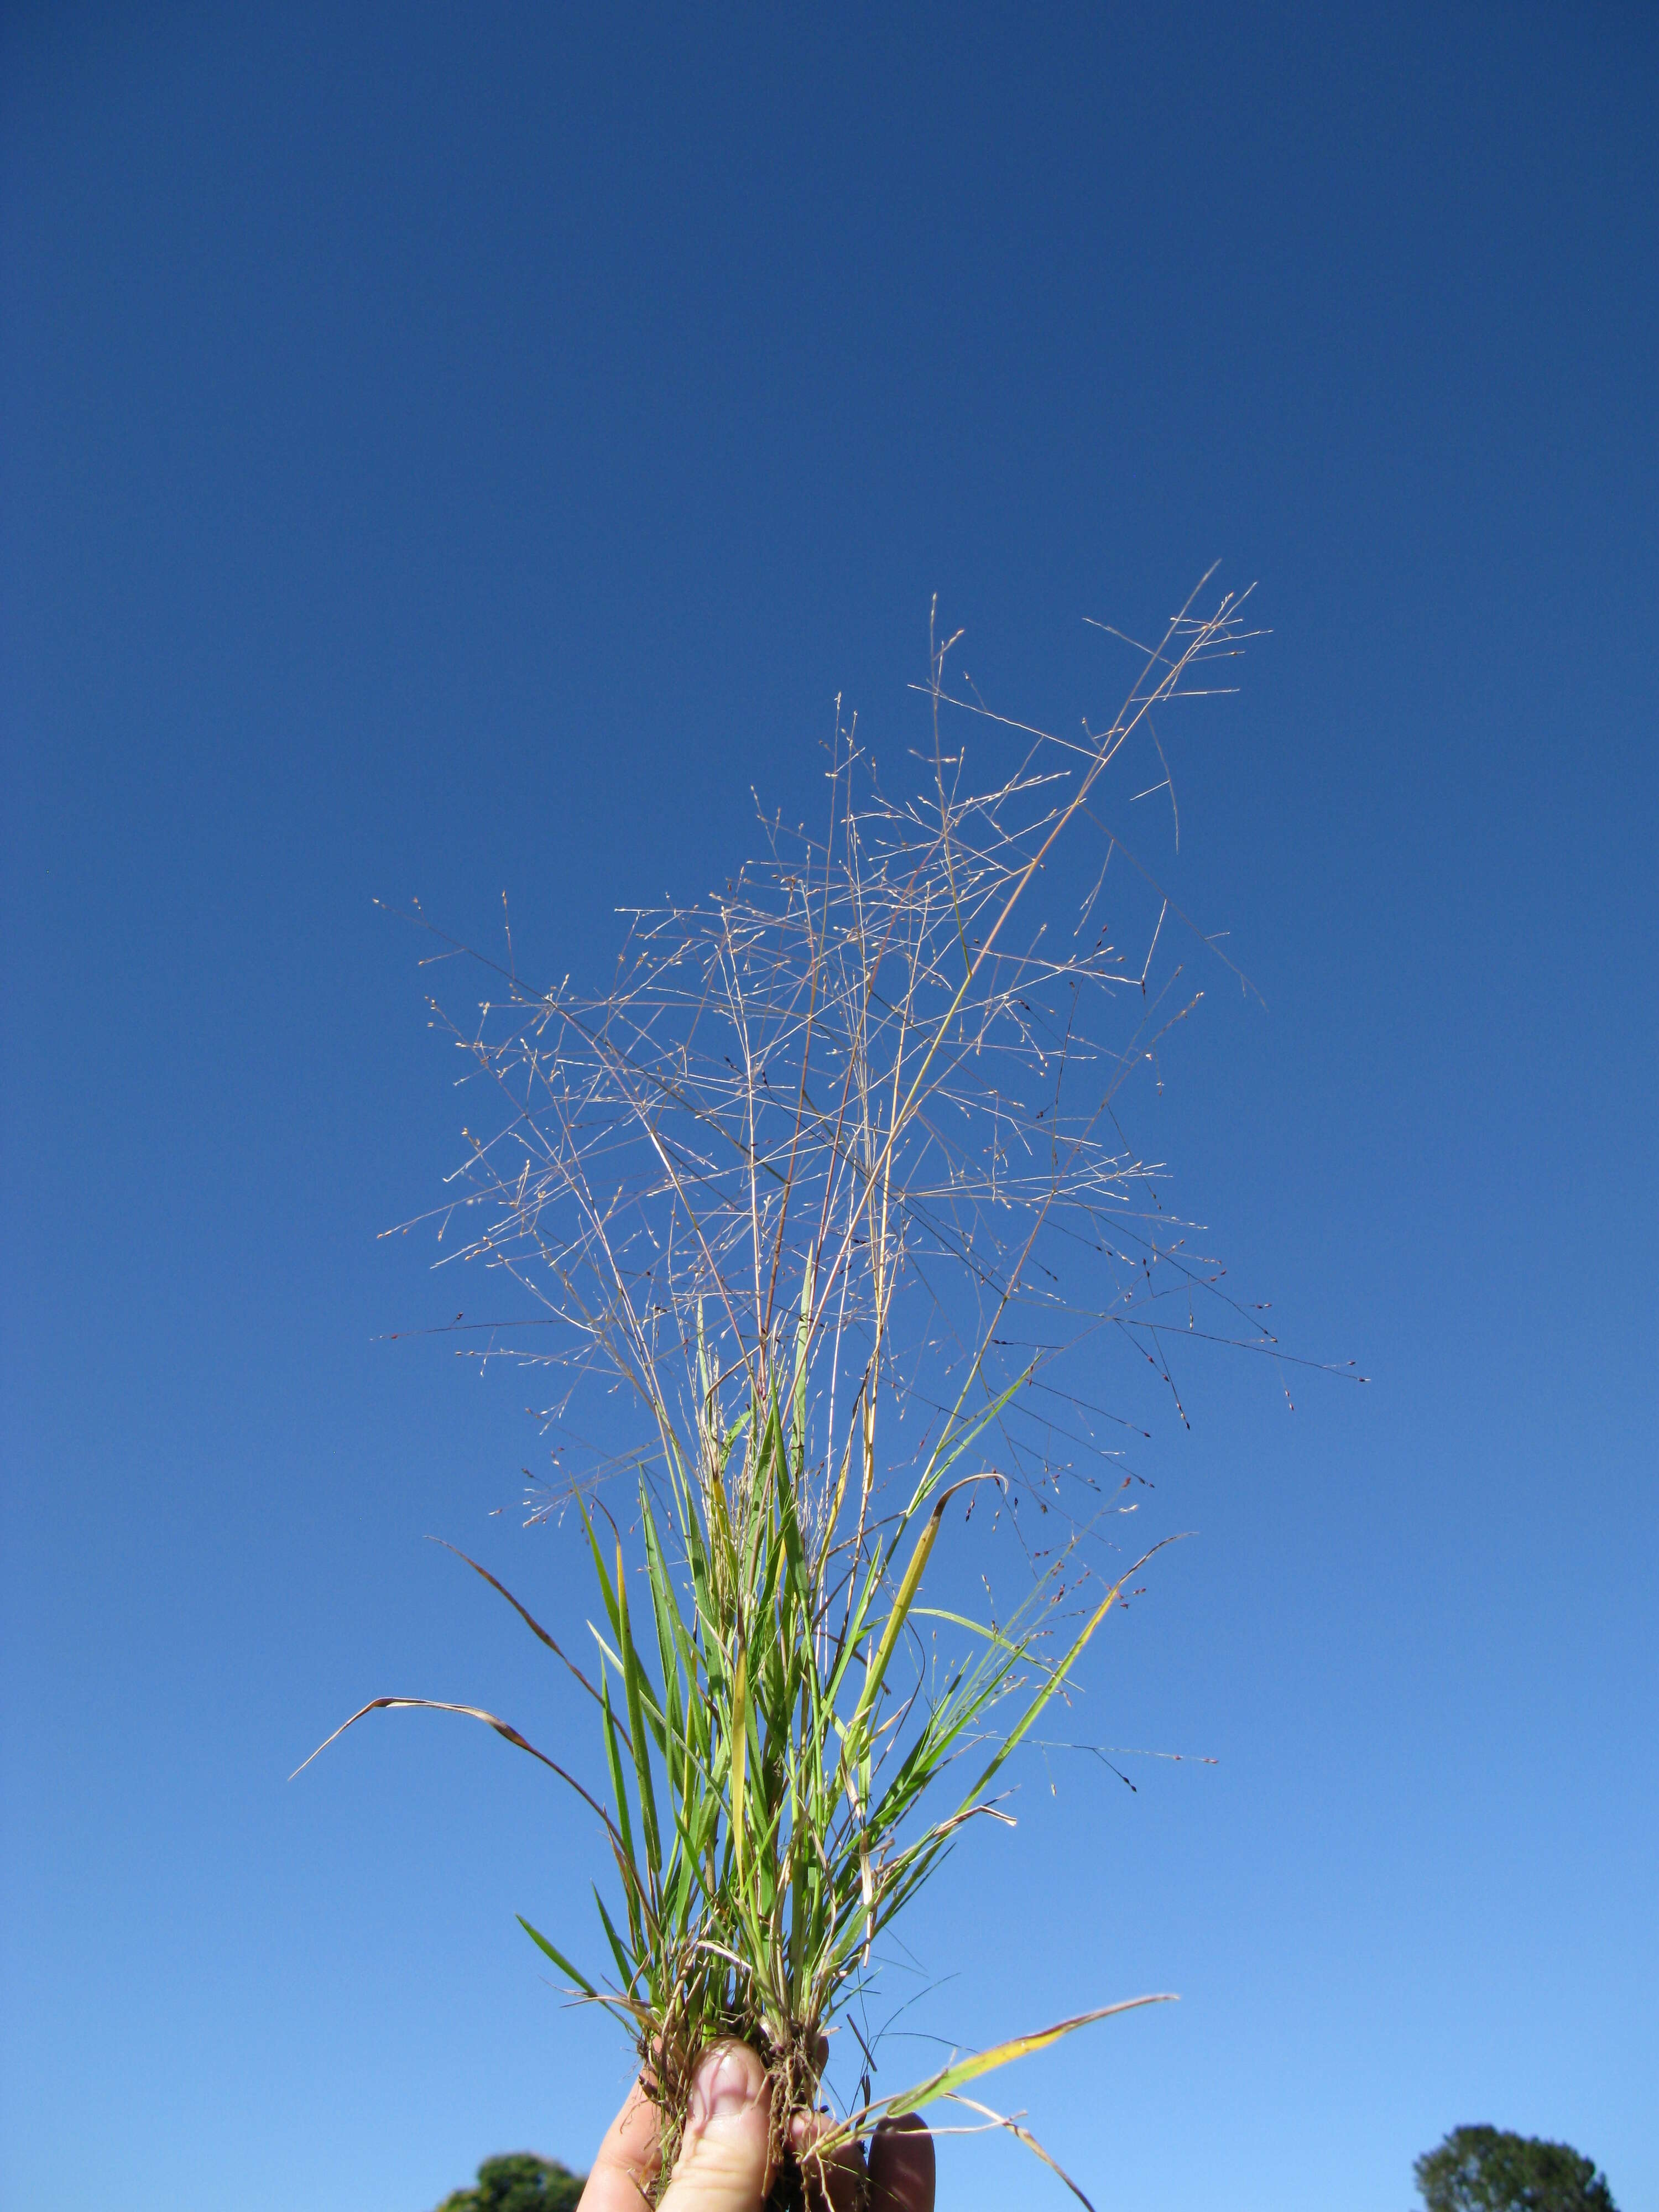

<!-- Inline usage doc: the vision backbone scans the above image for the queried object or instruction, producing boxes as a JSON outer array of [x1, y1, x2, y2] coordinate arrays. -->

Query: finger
[[578, 2077, 662, 2211], [867, 2114, 935, 2212], [789, 2109, 866, 2212], [659, 2041, 774, 2212]]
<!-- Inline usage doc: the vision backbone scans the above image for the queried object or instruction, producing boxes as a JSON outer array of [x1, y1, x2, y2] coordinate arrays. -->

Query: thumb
[[658, 2042, 774, 2212]]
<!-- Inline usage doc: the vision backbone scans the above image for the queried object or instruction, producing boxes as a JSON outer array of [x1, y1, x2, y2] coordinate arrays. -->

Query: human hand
[[580, 2041, 935, 2212]]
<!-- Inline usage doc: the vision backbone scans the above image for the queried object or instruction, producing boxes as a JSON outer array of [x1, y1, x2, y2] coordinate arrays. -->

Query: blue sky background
[[2, 6, 1654, 2210]]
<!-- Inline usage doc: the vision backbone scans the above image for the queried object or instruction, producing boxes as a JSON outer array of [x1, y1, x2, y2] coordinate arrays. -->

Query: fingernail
[[690, 2043, 758, 2126]]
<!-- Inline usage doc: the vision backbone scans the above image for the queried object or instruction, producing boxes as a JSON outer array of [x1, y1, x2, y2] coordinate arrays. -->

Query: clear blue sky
[[3, 7, 1653, 2210]]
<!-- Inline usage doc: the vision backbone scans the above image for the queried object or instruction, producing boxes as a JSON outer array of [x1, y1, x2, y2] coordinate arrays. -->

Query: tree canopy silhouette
[[434, 2151, 584, 2212], [1415, 2126, 1616, 2212]]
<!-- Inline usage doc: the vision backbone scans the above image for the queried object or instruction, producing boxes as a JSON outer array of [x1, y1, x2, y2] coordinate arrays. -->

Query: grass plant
[[301, 578, 1326, 2206]]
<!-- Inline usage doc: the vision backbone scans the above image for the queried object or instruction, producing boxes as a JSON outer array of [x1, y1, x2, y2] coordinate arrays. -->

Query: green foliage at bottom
[[1415, 2127, 1616, 2212], [432, 2151, 585, 2212]]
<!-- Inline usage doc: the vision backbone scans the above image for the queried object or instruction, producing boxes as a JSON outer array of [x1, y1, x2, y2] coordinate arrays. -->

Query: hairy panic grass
[[300, 580, 1341, 2206]]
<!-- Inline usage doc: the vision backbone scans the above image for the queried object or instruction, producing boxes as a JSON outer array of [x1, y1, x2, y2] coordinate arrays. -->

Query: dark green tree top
[[1415, 2127, 1616, 2212], [434, 2151, 585, 2212]]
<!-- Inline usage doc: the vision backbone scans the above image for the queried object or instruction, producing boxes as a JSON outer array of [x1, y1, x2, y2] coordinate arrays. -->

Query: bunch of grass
[[305, 580, 1295, 2206]]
